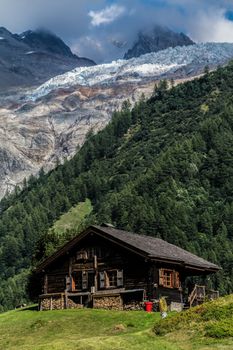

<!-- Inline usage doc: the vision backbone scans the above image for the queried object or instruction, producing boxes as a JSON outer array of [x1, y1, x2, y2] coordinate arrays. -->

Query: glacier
[[28, 42, 233, 101]]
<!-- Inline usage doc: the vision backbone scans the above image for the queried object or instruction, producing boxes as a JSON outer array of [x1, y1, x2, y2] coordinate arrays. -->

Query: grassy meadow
[[50, 199, 93, 235], [0, 295, 232, 350]]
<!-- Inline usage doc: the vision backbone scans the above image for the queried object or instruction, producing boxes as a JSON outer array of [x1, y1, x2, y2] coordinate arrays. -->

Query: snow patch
[[25, 51, 37, 55]]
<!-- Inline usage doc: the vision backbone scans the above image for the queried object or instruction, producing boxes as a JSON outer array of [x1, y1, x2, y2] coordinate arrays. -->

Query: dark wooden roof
[[36, 225, 220, 273], [96, 226, 220, 271]]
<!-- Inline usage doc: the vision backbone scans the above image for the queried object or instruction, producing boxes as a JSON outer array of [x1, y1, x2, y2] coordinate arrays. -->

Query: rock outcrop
[[124, 25, 194, 59]]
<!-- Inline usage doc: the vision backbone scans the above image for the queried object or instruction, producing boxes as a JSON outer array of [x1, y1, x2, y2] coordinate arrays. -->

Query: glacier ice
[[28, 43, 233, 101]]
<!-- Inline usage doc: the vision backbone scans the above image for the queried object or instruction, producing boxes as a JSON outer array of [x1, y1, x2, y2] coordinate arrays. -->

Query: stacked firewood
[[93, 296, 123, 310], [52, 297, 64, 310], [67, 299, 84, 309], [123, 301, 143, 311], [40, 298, 50, 310], [40, 297, 64, 310]]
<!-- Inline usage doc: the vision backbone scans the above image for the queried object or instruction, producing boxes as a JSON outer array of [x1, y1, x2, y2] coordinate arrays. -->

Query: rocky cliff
[[124, 25, 194, 59]]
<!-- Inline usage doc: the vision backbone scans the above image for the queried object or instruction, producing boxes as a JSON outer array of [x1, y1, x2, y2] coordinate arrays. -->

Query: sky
[[1, 0, 233, 63]]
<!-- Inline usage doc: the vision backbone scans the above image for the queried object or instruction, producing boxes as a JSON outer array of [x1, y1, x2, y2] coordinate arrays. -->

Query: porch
[[188, 285, 219, 308]]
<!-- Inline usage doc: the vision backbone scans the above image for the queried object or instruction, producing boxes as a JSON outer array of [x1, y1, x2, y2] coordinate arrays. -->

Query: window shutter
[[65, 276, 70, 291], [82, 271, 88, 290], [71, 276, 76, 291], [117, 270, 123, 287], [174, 271, 180, 288], [159, 269, 164, 286], [99, 271, 105, 288]]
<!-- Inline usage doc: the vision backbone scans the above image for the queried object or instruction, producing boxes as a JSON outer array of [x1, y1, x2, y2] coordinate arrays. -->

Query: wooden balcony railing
[[188, 285, 219, 308]]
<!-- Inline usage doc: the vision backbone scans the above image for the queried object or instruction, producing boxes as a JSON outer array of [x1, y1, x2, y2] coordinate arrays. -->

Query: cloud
[[0, 0, 233, 63], [89, 4, 126, 26], [187, 8, 233, 43]]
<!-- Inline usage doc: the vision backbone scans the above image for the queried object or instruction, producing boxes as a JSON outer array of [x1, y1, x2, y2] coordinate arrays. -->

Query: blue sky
[[0, 0, 233, 62]]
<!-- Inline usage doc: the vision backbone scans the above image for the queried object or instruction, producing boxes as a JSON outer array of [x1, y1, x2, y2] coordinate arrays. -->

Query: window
[[99, 270, 123, 289], [159, 269, 180, 289], [76, 250, 88, 260], [107, 271, 117, 287], [71, 271, 94, 291]]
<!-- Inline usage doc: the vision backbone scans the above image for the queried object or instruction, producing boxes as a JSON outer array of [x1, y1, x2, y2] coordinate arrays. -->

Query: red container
[[144, 301, 153, 312]]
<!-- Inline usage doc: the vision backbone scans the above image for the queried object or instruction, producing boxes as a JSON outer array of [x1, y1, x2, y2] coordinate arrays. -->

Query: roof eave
[[149, 255, 221, 272], [35, 226, 95, 273]]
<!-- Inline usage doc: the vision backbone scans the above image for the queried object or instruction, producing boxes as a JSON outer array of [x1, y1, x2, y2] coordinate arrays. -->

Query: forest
[[0, 63, 233, 310]]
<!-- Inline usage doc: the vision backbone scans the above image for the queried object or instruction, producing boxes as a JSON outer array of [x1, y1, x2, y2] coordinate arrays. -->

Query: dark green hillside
[[1, 63, 233, 310]]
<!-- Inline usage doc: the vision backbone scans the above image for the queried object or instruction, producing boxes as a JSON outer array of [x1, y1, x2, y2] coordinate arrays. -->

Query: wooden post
[[64, 291, 68, 309], [69, 257, 72, 275], [39, 298, 42, 311], [44, 274, 48, 294], [94, 255, 98, 291], [94, 255, 97, 269], [50, 296, 53, 310]]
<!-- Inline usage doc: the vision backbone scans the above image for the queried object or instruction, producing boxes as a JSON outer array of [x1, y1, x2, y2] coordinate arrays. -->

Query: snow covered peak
[[28, 43, 233, 101]]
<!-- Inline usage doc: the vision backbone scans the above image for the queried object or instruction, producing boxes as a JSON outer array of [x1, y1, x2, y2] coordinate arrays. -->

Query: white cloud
[[89, 4, 125, 26], [190, 9, 233, 43]]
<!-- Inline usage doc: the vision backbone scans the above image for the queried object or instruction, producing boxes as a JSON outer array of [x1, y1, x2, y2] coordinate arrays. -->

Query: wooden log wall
[[47, 274, 67, 293]]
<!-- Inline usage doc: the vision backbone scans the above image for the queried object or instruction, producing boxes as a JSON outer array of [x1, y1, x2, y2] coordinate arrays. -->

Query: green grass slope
[[0, 296, 232, 350], [154, 294, 233, 349], [50, 199, 92, 236]]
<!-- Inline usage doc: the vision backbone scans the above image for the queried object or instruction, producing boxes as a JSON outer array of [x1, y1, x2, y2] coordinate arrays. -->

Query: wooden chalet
[[35, 225, 220, 311]]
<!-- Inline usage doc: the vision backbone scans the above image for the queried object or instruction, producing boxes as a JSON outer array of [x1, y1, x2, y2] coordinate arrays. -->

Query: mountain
[[0, 43, 233, 199], [0, 27, 95, 89], [1, 61, 233, 310], [18, 29, 77, 58], [124, 25, 194, 59]]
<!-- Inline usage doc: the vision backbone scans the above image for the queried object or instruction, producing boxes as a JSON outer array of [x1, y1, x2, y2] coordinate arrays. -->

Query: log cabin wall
[[45, 257, 69, 293], [41, 233, 184, 308], [69, 235, 149, 293], [42, 234, 150, 296]]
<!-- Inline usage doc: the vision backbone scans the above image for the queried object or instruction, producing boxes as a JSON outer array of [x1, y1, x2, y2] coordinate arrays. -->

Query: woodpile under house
[[35, 225, 220, 311]]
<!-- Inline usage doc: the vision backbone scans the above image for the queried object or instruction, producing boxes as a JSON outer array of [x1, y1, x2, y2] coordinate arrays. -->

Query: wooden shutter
[[65, 276, 70, 291], [99, 271, 105, 289], [173, 271, 180, 289], [117, 270, 123, 287], [159, 269, 164, 286], [82, 271, 88, 290], [43, 274, 48, 294]]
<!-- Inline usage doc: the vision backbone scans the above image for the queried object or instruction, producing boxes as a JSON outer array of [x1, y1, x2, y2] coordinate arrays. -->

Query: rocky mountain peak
[[19, 29, 76, 58], [124, 25, 194, 59], [0, 27, 12, 36], [0, 26, 95, 90]]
